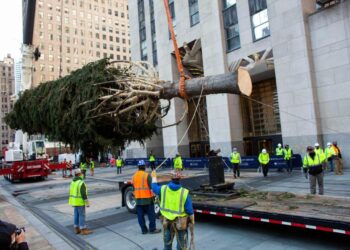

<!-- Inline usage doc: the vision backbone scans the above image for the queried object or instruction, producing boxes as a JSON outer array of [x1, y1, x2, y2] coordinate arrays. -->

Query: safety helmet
[[327, 142, 332, 146], [262, 149, 267, 153], [314, 143, 319, 147], [307, 146, 314, 152], [278, 143, 282, 147], [137, 160, 146, 167]]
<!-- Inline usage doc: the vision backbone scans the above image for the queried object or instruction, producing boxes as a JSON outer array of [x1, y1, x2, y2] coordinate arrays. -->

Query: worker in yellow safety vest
[[131, 160, 160, 234], [68, 169, 92, 235], [151, 170, 194, 250], [230, 148, 241, 178], [80, 159, 87, 179], [303, 146, 326, 195], [258, 149, 270, 177], [116, 156, 123, 175], [149, 151, 156, 170], [283, 145, 293, 174], [275, 143, 284, 156], [173, 154, 183, 173], [314, 143, 325, 158], [89, 158, 94, 176], [324, 142, 336, 172]]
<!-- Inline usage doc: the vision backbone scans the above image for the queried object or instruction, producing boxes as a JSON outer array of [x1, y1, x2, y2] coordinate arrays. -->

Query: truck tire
[[124, 186, 137, 213]]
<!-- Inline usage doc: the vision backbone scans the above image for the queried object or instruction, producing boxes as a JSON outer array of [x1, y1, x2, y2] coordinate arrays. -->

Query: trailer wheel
[[124, 186, 136, 213]]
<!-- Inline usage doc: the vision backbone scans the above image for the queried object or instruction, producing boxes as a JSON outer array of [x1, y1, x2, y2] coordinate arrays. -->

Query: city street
[[1, 166, 349, 250]]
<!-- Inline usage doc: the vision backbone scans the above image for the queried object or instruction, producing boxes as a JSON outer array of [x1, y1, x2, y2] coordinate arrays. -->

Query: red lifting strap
[[163, 0, 189, 99]]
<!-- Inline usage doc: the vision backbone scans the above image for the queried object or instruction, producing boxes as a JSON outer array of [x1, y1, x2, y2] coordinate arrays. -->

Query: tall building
[[14, 61, 22, 97], [23, 0, 130, 86], [0, 55, 15, 150], [127, 0, 350, 166]]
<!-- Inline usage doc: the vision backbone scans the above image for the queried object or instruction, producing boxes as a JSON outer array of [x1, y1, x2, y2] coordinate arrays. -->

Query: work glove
[[151, 170, 157, 183], [189, 214, 195, 225], [85, 200, 90, 207]]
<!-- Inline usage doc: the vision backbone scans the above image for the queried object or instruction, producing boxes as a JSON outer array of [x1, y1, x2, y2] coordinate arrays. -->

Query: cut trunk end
[[160, 67, 252, 100]]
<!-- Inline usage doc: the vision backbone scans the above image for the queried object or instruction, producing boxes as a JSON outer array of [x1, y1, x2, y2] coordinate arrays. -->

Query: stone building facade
[[25, 0, 130, 87], [130, 0, 350, 166]]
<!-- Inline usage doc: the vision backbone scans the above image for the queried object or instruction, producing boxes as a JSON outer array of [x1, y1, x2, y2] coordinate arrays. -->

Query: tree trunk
[[160, 68, 252, 99]]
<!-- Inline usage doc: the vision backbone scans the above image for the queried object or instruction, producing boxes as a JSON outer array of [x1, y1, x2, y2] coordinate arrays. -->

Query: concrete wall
[[309, 1, 350, 165]]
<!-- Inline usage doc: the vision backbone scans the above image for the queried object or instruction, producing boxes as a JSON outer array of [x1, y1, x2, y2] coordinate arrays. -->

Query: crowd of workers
[[64, 142, 344, 249]]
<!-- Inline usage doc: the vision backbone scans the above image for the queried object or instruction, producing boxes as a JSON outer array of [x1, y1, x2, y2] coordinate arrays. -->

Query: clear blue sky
[[0, 1, 22, 60]]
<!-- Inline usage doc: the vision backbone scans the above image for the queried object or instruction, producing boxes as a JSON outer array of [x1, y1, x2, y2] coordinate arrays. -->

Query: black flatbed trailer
[[119, 174, 350, 236]]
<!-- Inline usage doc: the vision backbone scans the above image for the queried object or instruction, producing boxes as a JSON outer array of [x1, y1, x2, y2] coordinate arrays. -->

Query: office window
[[188, 0, 199, 26], [249, 0, 270, 41], [116, 37, 120, 43], [138, 0, 147, 60], [168, 0, 176, 38], [222, 0, 240, 51], [103, 43, 107, 49], [149, 0, 157, 65], [110, 45, 114, 51]]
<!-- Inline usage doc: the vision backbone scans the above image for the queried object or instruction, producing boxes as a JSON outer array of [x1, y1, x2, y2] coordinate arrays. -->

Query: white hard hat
[[314, 143, 319, 147], [233, 147, 237, 151], [327, 142, 332, 146], [74, 169, 82, 175], [278, 143, 282, 147], [262, 149, 267, 153]]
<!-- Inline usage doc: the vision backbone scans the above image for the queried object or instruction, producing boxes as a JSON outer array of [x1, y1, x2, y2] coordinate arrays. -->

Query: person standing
[[151, 171, 194, 250], [89, 158, 95, 176], [332, 141, 343, 175], [116, 156, 123, 174], [80, 158, 87, 179], [68, 160, 73, 177], [275, 143, 283, 156], [303, 146, 325, 195], [258, 149, 270, 177], [149, 151, 156, 170], [62, 158, 67, 178], [109, 155, 116, 168], [173, 154, 183, 173], [314, 143, 324, 157], [325, 142, 336, 172], [230, 148, 241, 178], [132, 160, 161, 234], [283, 145, 293, 174], [68, 169, 92, 235], [275, 143, 284, 172]]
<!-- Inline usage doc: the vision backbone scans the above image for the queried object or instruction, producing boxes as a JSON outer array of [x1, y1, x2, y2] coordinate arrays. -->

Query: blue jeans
[[286, 159, 293, 173], [117, 167, 122, 174], [328, 158, 334, 171], [136, 204, 156, 233], [74, 206, 86, 229], [163, 224, 188, 250]]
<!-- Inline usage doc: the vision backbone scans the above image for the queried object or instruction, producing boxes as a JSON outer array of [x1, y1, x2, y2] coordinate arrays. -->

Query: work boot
[[80, 228, 93, 235], [74, 227, 81, 234], [149, 229, 161, 234]]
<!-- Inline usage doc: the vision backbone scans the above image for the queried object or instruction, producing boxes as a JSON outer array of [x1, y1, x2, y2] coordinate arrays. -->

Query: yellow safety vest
[[284, 148, 292, 160], [325, 147, 336, 158], [90, 161, 95, 169], [149, 155, 155, 162], [160, 185, 189, 221], [276, 148, 284, 156], [68, 179, 88, 206], [258, 153, 270, 165], [80, 162, 87, 170], [116, 159, 123, 167], [173, 157, 183, 170], [230, 152, 240, 164]]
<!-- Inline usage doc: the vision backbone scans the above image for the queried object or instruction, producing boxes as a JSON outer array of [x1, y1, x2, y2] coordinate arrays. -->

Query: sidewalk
[[0, 183, 72, 250]]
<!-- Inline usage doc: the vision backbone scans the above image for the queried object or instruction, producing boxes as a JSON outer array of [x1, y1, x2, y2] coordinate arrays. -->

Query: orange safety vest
[[132, 171, 153, 199]]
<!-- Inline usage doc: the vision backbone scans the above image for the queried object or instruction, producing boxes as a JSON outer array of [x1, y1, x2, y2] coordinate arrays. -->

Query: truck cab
[[28, 140, 46, 160]]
